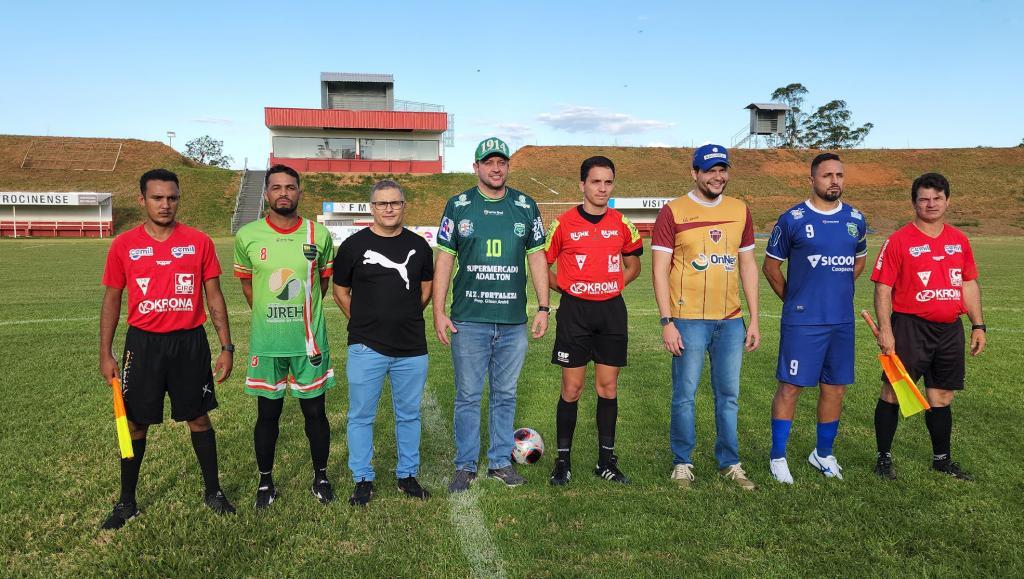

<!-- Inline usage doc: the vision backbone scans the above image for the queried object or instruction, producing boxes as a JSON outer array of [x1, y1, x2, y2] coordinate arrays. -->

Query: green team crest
[[846, 223, 858, 238], [514, 222, 526, 237]]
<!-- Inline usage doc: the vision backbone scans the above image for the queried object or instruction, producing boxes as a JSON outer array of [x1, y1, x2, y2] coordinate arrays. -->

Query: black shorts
[[551, 293, 628, 368], [885, 312, 965, 391], [121, 325, 217, 424]]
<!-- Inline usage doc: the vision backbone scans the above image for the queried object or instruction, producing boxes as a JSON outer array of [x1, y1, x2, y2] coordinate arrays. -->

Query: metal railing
[[393, 99, 445, 113]]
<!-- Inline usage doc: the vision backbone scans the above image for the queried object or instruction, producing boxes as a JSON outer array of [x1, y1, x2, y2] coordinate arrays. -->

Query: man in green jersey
[[234, 164, 336, 508], [433, 137, 551, 492]]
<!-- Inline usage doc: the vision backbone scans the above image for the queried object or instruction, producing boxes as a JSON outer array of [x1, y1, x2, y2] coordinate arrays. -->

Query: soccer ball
[[511, 428, 544, 464]]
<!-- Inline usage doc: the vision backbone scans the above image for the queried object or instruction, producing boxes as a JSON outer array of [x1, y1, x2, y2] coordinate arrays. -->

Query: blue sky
[[2, 0, 1021, 170]]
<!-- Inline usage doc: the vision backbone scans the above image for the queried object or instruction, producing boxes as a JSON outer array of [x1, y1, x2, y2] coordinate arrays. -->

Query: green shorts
[[244, 351, 335, 399]]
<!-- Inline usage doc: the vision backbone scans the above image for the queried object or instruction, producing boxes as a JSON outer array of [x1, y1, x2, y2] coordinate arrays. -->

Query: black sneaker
[[448, 469, 477, 493], [349, 480, 374, 506], [204, 490, 236, 515], [254, 484, 277, 510], [933, 459, 974, 481], [874, 454, 897, 480], [101, 501, 140, 530], [397, 476, 431, 500], [594, 455, 630, 484], [487, 465, 526, 487], [549, 459, 572, 486], [311, 478, 334, 504]]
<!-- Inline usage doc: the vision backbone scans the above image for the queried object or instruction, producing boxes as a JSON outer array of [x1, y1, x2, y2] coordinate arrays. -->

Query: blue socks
[[770, 419, 792, 459], [816, 420, 840, 457]]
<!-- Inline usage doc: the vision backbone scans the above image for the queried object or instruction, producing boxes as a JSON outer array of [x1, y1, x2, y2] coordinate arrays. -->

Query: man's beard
[[817, 189, 842, 202], [271, 203, 297, 216]]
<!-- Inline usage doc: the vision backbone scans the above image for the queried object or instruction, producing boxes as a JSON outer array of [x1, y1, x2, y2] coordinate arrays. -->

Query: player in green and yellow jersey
[[234, 164, 336, 508]]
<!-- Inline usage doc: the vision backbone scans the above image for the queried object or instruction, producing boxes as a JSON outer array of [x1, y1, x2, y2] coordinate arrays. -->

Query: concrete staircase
[[231, 169, 266, 234]]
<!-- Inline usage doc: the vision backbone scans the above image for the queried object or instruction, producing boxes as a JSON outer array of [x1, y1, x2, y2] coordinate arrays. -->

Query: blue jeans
[[669, 318, 746, 469], [451, 321, 528, 472], [346, 343, 429, 482]]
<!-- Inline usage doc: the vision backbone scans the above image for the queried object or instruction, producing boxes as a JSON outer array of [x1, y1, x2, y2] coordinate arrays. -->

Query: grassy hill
[[3, 135, 1022, 235], [0, 135, 239, 235]]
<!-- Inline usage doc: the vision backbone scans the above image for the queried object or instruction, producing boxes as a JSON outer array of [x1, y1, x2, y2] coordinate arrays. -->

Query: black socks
[[190, 428, 221, 497], [118, 437, 147, 505], [555, 397, 578, 463], [299, 395, 330, 473], [925, 405, 953, 462], [596, 396, 617, 467], [874, 398, 900, 456]]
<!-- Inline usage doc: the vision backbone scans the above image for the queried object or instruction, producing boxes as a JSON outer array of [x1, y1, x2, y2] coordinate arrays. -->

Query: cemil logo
[[171, 245, 196, 258], [269, 268, 301, 300], [909, 244, 931, 257], [129, 247, 153, 261]]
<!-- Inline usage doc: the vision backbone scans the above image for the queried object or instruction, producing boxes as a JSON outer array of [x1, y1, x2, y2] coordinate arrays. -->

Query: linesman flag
[[110, 378, 134, 459], [860, 310, 930, 417]]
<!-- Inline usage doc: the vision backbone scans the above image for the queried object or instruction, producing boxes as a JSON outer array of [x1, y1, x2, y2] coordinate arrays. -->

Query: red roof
[[265, 107, 447, 132]]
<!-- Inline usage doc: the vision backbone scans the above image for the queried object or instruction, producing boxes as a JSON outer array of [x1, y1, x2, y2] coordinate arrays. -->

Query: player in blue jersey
[[762, 153, 868, 483]]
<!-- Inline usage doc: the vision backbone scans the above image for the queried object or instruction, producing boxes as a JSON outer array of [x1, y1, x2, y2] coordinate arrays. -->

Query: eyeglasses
[[371, 201, 405, 210]]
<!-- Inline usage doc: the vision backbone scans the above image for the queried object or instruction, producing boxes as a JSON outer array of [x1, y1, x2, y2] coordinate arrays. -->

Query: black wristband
[[660, 317, 673, 327], [221, 343, 235, 353], [538, 306, 550, 313], [971, 324, 986, 332]]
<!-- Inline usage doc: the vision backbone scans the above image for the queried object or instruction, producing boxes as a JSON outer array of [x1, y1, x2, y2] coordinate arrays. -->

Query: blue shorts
[[776, 323, 855, 387]]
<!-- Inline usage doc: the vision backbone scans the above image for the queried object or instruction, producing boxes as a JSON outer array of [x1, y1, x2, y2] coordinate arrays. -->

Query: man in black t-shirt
[[333, 179, 434, 506]]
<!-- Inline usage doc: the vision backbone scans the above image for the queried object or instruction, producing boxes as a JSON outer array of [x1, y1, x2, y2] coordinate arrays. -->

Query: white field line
[[420, 384, 508, 579], [528, 176, 563, 196], [0, 310, 256, 327]]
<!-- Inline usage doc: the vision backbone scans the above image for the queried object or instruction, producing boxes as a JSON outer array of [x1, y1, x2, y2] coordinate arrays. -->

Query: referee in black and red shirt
[[870, 173, 986, 481], [98, 169, 236, 529], [544, 156, 643, 486]]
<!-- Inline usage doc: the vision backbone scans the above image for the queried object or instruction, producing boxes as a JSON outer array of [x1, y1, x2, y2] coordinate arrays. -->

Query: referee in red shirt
[[871, 173, 986, 481], [98, 169, 236, 529], [544, 156, 643, 486]]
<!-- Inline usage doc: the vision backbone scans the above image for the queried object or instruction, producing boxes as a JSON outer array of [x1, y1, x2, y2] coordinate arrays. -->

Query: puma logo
[[363, 249, 416, 289]]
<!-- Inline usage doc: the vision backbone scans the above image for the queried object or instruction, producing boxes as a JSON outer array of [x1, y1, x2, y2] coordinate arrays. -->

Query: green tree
[[801, 100, 874, 149], [184, 135, 233, 167], [770, 83, 808, 148]]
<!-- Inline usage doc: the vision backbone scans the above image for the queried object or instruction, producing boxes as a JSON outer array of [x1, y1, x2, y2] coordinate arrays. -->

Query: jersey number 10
[[486, 239, 503, 257]]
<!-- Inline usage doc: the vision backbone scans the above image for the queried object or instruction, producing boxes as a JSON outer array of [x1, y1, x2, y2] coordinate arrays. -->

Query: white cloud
[[537, 106, 673, 135], [494, 123, 534, 140]]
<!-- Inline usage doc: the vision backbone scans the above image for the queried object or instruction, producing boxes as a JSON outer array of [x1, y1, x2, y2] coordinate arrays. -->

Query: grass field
[[2, 235, 1022, 577]]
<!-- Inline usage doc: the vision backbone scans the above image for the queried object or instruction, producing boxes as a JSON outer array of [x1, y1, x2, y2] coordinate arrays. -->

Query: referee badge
[[302, 243, 317, 261]]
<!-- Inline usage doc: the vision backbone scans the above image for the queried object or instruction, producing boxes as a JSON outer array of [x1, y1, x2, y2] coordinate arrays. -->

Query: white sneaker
[[671, 463, 695, 488], [769, 457, 794, 484], [808, 449, 844, 480]]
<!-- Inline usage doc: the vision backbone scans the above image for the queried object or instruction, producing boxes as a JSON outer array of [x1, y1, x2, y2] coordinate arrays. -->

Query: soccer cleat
[[311, 477, 335, 504], [487, 465, 526, 487], [204, 490, 236, 515], [874, 454, 897, 480], [448, 469, 477, 493], [720, 463, 757, 491], [549, 459, 572, 486], [349, 480, 374, 506], [769, 457, 794, 485], [932, 459, 974, 481], [594, 455, 629, 484], [100, 501, 140, 530], [808, 449, 844, 480], [397, 476, 431, 500], [254, 484, 277, 510], [671, 463, 695, 488]]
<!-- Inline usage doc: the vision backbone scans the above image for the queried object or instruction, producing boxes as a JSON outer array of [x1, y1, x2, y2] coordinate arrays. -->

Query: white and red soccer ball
[[511, 427, 544, 464]]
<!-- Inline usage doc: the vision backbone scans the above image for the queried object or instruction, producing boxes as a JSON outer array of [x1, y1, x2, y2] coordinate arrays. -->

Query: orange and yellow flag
[[860, 311, 931, 418], [110, 378, 134, 459]]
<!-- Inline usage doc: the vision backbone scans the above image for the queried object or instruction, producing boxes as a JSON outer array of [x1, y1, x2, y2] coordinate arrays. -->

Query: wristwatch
[[221, 343, 235, 353], [538, 306, 551, 313], [660, 317, 673, 327], [971, 324, 987, 332]]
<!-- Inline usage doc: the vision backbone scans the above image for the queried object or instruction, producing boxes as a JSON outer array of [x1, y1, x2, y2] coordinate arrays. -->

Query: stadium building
[[266, 73, 451, 174]]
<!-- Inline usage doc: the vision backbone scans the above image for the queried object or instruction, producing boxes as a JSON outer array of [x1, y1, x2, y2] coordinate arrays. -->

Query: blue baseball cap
[[692, 144, 730, 172]]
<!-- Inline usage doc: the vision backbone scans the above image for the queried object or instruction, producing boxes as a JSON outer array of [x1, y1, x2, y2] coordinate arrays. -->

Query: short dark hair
[[265, 164, 301, 188], [580, 155, 615, 182], [911, 172, 950, 202], [810, 153, 841, 175], [139, 168, 179, 196]]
